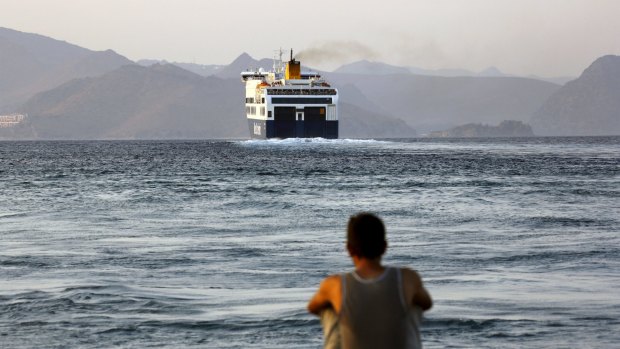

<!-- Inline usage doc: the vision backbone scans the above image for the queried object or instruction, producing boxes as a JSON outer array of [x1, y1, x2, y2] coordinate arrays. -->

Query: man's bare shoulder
[[400, 267, 423, 287], [320, 274, 342, 290], [308, 274, 343, 315]]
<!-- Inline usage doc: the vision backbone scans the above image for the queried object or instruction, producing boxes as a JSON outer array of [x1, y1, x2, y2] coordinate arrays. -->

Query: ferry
[[241, 50, 338, 139]]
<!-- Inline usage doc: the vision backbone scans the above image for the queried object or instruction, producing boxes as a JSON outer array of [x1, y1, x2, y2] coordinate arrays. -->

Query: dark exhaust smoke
[[295, 41, 380, 66]]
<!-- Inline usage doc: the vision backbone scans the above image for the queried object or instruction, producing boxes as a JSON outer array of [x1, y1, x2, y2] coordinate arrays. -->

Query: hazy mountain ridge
[[0, 27, 134, 111], [17, 64, 246, 139], [329, 73, 560, 133], [138, 59, 224, 77], [0, 27, 90, 67], [214, 53, 273, 79], [334, 60, 575, 84], [531, 55, 620, 136], [0, 35, 48, 106], [0, 28, 418, 139], [334, 60, 411, 75], [339, 102, 416, 138], [11, 62, 412, 140], [1, 27, 618, 139]]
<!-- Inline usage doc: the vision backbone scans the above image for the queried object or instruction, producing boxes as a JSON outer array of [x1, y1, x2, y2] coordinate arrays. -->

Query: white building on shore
[[0, 113, 27, 128]]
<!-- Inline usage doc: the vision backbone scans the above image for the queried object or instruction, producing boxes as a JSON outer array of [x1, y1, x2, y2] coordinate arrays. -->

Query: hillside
[[17, 64, 246, 139], [214, 53, 274, 79], [531, 55, 620, 136], [330, 73, 560, 133], [0, 27, 133, 111], [9, 63, 414, 140], [138, 59, 225, 77]]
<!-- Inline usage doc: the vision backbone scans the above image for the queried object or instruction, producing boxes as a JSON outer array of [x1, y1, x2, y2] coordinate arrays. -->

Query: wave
[[467, 248, 618, 266], [0, 256, 53, 268], [422, 316, 558, 340], [526, 216, 606, 228], [424, 317, 534, 331], [0, 212, 31, 219]]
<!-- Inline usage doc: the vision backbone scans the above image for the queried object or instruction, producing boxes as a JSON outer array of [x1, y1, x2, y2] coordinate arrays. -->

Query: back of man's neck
[[353, 258, 386, 279]]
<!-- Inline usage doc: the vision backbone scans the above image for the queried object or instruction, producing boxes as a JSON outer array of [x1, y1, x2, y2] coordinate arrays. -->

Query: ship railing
[[266, 89, 337, 96]]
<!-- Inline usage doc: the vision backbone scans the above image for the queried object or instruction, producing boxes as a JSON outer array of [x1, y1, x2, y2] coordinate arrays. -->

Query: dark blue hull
[[248, 119, 338, 139]]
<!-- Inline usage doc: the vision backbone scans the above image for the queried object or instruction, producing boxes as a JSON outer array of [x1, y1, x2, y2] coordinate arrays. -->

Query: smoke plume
[[295, 41, 381, 67]]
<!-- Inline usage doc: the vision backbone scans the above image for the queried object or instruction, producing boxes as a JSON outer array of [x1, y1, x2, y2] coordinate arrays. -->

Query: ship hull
[[248, 119, 338, 139]]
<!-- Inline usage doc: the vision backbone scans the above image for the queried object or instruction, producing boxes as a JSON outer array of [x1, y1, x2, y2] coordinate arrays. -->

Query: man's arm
[[403, 268, 433, 311], [307, 275, 341, 315]]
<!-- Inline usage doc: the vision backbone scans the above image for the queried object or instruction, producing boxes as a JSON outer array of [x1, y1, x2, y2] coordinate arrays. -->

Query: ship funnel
[[285, 48, 301, 80]]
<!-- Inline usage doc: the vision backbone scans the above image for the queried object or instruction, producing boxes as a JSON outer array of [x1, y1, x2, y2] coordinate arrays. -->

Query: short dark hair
[[347, 213, 387, 259]]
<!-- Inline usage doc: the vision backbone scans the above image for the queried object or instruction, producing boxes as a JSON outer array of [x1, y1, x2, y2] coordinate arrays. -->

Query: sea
[[1, 137, 619, 348]]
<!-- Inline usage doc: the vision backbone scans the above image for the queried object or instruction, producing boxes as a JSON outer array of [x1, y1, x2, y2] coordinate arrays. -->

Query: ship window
[[268, 111, 272, 118], [262, 98, 265, 103], [271, 97, 333, 104]]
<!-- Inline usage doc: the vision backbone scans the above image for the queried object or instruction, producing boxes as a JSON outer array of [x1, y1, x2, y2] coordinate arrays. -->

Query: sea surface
[[1, 137, 619, 348]]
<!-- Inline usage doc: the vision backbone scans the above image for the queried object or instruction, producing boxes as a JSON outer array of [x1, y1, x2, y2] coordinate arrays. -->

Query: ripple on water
[[0, 137, 619, 348]]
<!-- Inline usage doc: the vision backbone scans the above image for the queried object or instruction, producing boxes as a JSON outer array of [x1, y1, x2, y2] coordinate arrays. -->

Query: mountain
[[3, 27, 613, 139], [427, 120, 534, 137], [336, 84, 415, 137], [138, 59, 224, 76], [335, 60, 574, 85], [337, 84, 387, 114], [526, 75, 575, 86], [334, 60, 411, 75], [531, 55, 620, 136], [7, 62, 414, 140], [16, 64, 246, 139], [0, 27, 89, 67], [329, 73, 560, 133], [478, 66, 506, 77], [0, 27, 133, 111], [408, 66, 476, 77], [214, 53, 273, 79], [340, 102, 415, 138], [0, 35, 47, 106], [335, 60, 478, 77]]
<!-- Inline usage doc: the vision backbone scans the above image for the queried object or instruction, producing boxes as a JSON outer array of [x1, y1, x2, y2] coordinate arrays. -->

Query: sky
[[1, 0, 620, 77]]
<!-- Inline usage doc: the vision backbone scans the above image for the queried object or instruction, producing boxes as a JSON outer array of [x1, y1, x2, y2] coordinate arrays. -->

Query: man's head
[[347, 212, 387, 260]]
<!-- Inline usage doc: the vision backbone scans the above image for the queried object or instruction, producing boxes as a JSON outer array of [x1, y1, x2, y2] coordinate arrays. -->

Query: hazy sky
[[1, 0, 619, 76]]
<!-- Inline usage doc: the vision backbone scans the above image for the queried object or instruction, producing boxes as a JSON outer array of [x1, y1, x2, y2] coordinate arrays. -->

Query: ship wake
[[238, 138, 392, 147]]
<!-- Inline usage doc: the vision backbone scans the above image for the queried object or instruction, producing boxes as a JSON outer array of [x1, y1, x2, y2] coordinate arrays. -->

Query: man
[[308, 213, 432, 349]]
